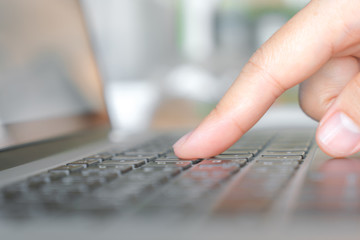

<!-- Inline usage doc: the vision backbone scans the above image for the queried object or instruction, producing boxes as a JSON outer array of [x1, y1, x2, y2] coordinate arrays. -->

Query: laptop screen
[[0, 0, 109, 151]]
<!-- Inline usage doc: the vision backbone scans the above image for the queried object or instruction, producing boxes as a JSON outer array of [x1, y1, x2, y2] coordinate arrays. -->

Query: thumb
[[317, 72, 360, 157]]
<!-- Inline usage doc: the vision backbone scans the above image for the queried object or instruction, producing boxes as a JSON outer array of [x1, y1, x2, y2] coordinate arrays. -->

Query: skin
[[173, 0, 360, 159]]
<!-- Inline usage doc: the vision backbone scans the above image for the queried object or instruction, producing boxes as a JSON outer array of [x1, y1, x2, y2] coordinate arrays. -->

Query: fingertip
[[173, 131, 194, 159], [173, 113, 245, 159], [173, 129, 218, 159]]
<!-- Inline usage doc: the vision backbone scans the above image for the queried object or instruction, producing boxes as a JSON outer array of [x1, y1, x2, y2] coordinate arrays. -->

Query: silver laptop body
[[0, 1, 359, 239]]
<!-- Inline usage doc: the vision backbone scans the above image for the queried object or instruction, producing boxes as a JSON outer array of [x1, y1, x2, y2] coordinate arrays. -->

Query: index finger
[[173, 0, 355, 159]]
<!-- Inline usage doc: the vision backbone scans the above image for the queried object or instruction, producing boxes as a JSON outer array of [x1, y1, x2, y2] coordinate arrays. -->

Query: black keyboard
[[0, 129, 314, 218]]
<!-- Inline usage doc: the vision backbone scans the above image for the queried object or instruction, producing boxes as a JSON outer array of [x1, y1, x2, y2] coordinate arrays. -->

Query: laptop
[[1, 1, 359, 239]]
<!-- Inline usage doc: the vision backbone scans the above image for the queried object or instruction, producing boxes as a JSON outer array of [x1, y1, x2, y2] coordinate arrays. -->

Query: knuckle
[[212, 105, 245, 137], [299, 83, 333, 121], [247, 54, 286, 99]]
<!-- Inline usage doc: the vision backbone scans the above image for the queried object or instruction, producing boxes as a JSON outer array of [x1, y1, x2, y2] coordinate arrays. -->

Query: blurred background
[[82, 0, 312, 133], [0, 0, 315, 140]]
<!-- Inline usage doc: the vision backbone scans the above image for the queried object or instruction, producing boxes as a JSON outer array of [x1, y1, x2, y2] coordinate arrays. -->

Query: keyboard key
[[145, 161, 192, 170], [192, 164, 240, 174], [122, 171, 169, 186], [220, 150, 254, 156], [201, 159, 246, 167], [140, 167, 181, 177], [100, 160, 146, 168], [70, 159, 100, 166], [121, 151, 162, 158], [154, 158, 202, 164], [267, 147, 309, 152], [29, 172, 67, 185], [224, 148, 259, 154], [214, 154, 252, 161], [111, 156, 151, 162], [193, 160, 241, 174], [254, 160, 299, 167], [93, 180, 154, 203], [262, 151, 306, 156], [257, 155, 303, 162], [49, 165, 84, 174], [82, 168, 123, 179], [261, 153, 305, 159], [39, 183, 90, 197], [183, 170, 232, 184], [67, 163, 87, 168], [120, 148, 168, 156], [27, 176, 49, 188], [84, 153, 113, 161], [2, 183, 28, 200], [88, 165, 132, 174]]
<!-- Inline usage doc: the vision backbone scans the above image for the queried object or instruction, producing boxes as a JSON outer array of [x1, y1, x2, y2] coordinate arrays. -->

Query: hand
[[173, 0, 360, 159]]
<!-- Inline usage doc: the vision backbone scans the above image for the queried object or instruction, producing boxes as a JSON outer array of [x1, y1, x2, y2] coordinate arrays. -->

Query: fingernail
[[318, 112, 360, 156], [173, 131, 193, 150]]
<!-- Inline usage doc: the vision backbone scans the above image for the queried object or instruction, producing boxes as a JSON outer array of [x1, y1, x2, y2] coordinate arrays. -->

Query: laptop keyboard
[[0, 129, 314, 217]]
